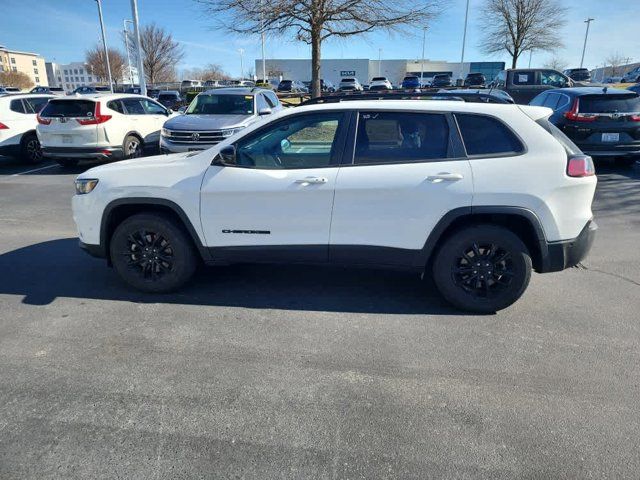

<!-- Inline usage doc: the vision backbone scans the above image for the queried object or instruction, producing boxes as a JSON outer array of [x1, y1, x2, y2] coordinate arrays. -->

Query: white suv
[[0, 94, 53, 163], [72, 100, 597, 312], [37, 94, 174, 167]]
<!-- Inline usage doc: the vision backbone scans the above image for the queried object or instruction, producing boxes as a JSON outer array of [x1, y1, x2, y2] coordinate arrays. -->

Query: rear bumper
[[42, 146, 123, 160], [544, 220, 597, 272]]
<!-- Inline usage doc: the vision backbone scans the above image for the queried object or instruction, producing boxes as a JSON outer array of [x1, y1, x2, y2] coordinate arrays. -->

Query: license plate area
[[188, 148, 204, 152], [62, 135, 73, 144], [602, 133, 620, 142]]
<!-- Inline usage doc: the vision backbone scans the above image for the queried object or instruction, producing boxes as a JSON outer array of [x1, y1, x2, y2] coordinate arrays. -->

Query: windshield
[[580, 94, 640, 113], [372, 77, 386, 81], [342, 79, 355, 83], [403, 77, 418, 81], [186, 94, 254, 115]]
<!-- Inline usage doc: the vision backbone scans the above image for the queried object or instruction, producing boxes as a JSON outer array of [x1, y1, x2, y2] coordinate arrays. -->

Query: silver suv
[[160, 88, 283, 153]]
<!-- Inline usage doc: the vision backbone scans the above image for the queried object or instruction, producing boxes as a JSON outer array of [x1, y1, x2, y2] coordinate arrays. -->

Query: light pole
[[95, 0, 113, 92], [260, 0, 266, 81], [528, 49, 533, 68], [459, 0, 470, 81], [378, 48, 382, 76], [129, 0, 146, 96], [580, 18, 594, 69], [238, 48, 244, 80], [420, 27, 427, 86], [123, 19, 134, 86]]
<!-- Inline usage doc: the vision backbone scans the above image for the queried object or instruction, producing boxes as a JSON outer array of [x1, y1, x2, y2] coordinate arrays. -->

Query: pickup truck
[[490, 69, 573, 104]]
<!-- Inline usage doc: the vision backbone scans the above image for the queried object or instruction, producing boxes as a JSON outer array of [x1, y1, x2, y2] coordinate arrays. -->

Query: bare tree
[[181, 64, 231, 81], [543, 57, 567, 71], [196, 0, 440, 97], [479, 0, 567, 69], [126, 24, 185, 84], [86, 45, 126, 86], [605, 52, 626, 77], [0, 71, 33, 90]]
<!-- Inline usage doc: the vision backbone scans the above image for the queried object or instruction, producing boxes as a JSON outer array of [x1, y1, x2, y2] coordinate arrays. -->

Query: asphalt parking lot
[[0, 157, 639, 479]]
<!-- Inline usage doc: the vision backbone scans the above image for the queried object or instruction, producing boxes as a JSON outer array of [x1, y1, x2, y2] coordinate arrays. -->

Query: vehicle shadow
[[0, 238, 460, 315]]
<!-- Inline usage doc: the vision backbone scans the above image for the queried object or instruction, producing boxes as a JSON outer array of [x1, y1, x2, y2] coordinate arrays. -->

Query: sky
[[1, 0, 639, 77]]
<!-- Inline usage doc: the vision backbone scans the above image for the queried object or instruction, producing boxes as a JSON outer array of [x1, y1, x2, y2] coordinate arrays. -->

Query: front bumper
[[43, 146, 124, 160], [545, 220, 597, 272], [160, 137, 217, 154]]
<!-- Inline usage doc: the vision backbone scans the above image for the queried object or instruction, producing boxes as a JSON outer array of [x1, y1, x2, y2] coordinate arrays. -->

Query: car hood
[[164, 114, 253, 131]]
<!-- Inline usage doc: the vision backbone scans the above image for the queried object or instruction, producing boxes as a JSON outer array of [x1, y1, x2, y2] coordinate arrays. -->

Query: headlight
[[221, 127, 245, 137], [75, 178, 99, 195], [161, 127, 170, 137]]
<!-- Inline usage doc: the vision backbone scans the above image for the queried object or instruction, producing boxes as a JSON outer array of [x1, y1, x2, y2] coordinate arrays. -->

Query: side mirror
[[212, 145, 236, 166], [166, 109, 173, 115], [258, 107, 272, 116]]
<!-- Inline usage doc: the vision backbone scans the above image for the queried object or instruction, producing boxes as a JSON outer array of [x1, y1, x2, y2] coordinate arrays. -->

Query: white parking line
[[9, 164, 58, 177]]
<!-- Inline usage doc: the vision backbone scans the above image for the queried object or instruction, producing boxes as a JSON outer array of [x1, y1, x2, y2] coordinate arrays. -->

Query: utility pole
[[420, 27, 426, 86], [260, 0, 266, 81], [580, 18, 594, 69], [459, 0, 470, 81], [123, 19, 134, 86], [95, 0, 113, 92], [130, 0, 146, 96], [239, 48, 244, 80]]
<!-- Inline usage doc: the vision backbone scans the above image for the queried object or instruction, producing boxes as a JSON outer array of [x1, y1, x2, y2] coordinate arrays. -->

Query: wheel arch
[[419, 206, 550, 273], [100, 198, 210, 265]]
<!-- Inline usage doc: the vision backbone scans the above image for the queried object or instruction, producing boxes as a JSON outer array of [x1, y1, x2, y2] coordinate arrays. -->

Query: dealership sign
[[340, 70, 356, 76]]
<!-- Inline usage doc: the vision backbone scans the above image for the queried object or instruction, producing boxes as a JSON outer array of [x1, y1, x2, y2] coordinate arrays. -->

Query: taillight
[[567, 154, 595, 177], [36, 115, 51, 125], [77, 102, 111, 125], [0, 122, 8, 129], [564, 98, 597, 122], [630, 114, 640, 122]]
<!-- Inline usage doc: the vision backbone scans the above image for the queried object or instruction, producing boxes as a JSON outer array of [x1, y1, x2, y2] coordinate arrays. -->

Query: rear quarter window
[[455, 113, 524, 156], [9, 99, 26, 114]]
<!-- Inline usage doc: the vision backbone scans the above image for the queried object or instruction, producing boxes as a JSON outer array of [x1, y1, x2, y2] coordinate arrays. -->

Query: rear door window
[[121, 98, 146, 115], [579, 94, 640, 113], [40, 99, 95, 118], [455, 114, 524, 156], [354, 112, 450, 164], [107, 100, 124, 114]]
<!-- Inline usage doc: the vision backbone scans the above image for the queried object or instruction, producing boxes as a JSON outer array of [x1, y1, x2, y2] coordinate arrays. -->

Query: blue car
[[401, 75, 421, 90]]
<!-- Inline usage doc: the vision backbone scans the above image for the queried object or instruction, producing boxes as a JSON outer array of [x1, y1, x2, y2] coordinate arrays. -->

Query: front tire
[[432, 225, 532, 313], [20, 132, 43, 164], [110, 213, 198, 293]]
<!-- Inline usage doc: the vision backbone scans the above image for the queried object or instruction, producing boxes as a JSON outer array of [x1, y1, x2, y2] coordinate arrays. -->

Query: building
[[254, 58, 505, 85], [0, 45, 48, 87], [47, 61, 139, 92]]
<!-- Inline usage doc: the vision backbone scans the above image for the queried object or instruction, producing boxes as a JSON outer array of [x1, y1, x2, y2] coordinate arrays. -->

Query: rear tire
[[110, 213, 198, 293], [20, 132, 43, 164], [54, 158, 80, 168], [432, 225, 532, 313], [123, 134, 143, 159]]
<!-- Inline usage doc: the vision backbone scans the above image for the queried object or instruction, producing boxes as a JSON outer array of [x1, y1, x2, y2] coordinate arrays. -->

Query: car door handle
[[295, 176, 328, 185], [427, 172, 464, 182]]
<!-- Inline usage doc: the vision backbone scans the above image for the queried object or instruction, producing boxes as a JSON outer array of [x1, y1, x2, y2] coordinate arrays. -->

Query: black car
[[72, 85, 111, 94], [431, 74, 452, 88], [30, 86, 65, 95], [563, 68, 591, 83], [157, 90, 182, 109], [463, 73, 486, 87], [530, 87, 640, 166]]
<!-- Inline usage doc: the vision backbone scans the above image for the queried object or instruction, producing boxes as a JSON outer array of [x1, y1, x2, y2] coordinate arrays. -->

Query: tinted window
[[9, 99, 26, 114], [23, 97, 50, 114], [264, 91, 279, 108], [529, 92, 548, 107], [543, 92, 561, 110], [41, 100, 95, 118], [121, 98, 146, 115], [456, 114, 523, 156], [235, 112, 345, 169], [371, 77, 386, 81], [256, 94, 269, 111], [579, 94, 640, 113], [107, 100, 124, 114], [354, 112, 449, 164]]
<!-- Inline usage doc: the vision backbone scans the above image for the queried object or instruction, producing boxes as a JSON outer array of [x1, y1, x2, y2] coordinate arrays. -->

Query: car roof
[[544, 87, 637, 96], [0, 93, 55, 101], [201, 87, 266, 96], [48, 93, 156, 101]]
